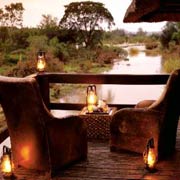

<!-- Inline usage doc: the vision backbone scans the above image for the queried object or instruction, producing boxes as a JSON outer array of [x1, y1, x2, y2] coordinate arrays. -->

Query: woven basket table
[[79, 107, 117, 140]]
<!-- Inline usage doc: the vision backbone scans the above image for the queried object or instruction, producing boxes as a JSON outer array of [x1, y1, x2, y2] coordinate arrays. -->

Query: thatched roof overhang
[[124, 0, 180, 22]]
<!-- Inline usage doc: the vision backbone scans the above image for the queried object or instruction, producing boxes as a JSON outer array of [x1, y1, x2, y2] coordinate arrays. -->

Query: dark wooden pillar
[[35, 74, 50, 110]]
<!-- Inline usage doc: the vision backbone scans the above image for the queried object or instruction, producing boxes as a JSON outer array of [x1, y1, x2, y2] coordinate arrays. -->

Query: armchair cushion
[[135, 100, 155, 108]]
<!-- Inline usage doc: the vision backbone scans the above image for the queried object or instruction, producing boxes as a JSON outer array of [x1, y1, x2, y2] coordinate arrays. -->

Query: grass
[[161, 46, 180, 73], [163, 57, 180, 73]]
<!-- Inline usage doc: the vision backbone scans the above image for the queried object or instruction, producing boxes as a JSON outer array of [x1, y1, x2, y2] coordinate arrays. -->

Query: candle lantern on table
[[0, 146, 14, 177], [86, 85, 98, 113], [143, 138, 157, 172], [36, 51, 46, 72]]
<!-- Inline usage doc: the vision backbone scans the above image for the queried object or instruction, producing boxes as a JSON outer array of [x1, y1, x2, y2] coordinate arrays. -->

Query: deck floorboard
[[2, 123, 180, 180]]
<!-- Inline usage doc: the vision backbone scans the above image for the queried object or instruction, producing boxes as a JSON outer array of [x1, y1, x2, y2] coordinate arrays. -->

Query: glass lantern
[[36, 51, 46, 72], [0, 146, 14, 177], [143, 138, 157, 172], [86, 85, 98, 113]]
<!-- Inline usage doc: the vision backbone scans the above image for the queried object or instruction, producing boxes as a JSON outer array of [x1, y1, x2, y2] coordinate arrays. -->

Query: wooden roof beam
[[123, 0, 180, 22]]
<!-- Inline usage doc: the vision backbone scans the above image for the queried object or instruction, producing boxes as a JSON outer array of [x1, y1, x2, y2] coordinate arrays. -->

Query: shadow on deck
[[11, 122, 180, 180]]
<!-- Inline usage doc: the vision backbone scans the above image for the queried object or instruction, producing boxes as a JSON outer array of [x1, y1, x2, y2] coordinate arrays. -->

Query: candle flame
[[37, 59, 46, 71], [147, 149, 156, 169], [1, 155, 12, 173], [87, 92, 97, 105]]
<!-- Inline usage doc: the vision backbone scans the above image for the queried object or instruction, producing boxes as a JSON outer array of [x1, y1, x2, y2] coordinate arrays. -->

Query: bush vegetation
[[129, 48, 139, 56], [163, 57, 180, 73]]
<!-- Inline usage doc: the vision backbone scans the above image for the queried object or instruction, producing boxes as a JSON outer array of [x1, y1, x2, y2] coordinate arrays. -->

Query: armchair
[[0, 76, 87, 175], [110, 69, 180, 159]]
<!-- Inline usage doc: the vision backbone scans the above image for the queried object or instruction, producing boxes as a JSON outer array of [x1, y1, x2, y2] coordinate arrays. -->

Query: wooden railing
[[35, 72, 170, 110], [0, 73, 170, 144]]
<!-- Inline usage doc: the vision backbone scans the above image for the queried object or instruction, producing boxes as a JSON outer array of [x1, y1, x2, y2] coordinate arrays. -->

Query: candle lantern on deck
[[36, 51, 46, 72], [0, 146, 14, 177], [143, 138, 157, 172], [86, 85, 98, 113]]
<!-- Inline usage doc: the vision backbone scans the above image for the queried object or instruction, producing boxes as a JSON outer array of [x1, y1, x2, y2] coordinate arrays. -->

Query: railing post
[[35, 75, 50, 109]]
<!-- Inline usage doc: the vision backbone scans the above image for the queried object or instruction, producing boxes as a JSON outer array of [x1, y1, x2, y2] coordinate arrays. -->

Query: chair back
[[0, 76, 50, 170], [149, 69, 180, 157], [149, 69, 180, 117]]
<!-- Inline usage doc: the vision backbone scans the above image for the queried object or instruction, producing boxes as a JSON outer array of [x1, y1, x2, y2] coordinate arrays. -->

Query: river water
[[99, 45, 164, 104]]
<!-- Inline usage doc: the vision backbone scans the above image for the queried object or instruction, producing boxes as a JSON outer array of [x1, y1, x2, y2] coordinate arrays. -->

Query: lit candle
[[37, 59, 46, 72], [147, 148, 156, 169], [143, 138, 157, 172], [0, 146, 13, 177], [1, 155, 12, 174], [87, 105, 93, 113], [36, 51, 46, 72], [86, 85, 98, 113], [87, 92, 97, 105]]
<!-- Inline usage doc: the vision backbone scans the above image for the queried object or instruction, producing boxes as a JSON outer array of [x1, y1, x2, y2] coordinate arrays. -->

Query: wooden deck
[[1, 122, 179, 180]]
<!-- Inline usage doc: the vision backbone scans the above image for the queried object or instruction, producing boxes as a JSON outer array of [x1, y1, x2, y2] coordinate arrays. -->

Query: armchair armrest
[[135, 100, 155, 108]]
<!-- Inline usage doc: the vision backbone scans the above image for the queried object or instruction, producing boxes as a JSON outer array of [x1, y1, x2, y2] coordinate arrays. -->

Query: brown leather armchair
[[0, 76, 87, 176], [110, 69, 180, 160]]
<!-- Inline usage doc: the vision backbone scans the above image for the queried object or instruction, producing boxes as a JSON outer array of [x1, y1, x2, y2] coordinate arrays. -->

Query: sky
[[0, 0, 166, 32]]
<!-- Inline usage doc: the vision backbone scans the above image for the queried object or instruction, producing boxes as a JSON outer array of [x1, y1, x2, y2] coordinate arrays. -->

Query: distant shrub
[[145, 49, 160, 57], [4, 54, 19, 64], [145, 42, 158, 50], [129, 48, 139, 56], [6, 60, 37, 77], [46, 58, 64, 72], [96, 50, 117, 64], [95, 46, 126, 64]]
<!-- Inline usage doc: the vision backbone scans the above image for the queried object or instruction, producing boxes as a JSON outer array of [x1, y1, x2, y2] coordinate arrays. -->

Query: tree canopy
[[59, 1, 114, 48], [0, 3, 24, 28], [160, 22, 178, 48]]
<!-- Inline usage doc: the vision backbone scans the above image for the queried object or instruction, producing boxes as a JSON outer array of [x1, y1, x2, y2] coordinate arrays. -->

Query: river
[[99, 45, 164, 104]]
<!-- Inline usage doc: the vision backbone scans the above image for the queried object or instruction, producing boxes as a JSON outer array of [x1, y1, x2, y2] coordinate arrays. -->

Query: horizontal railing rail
[[35, 73, 170, 110]]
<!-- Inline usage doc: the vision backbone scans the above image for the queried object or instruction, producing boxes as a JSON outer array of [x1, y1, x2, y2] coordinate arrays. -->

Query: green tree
[[0, 9, 4, 26], [0, 27, 9, 44], [38, 14, 60, 40], [0, 3, 24, 52], [39, 14, 58, 29], [160, 22, 177, 49], [60, 1, 114, 48], [171, 22, 180, 45], [49, 37, 69, 62], [11, 28, 29, 49], [2, 3, 24, 28], [136, 28, 147, 36]]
